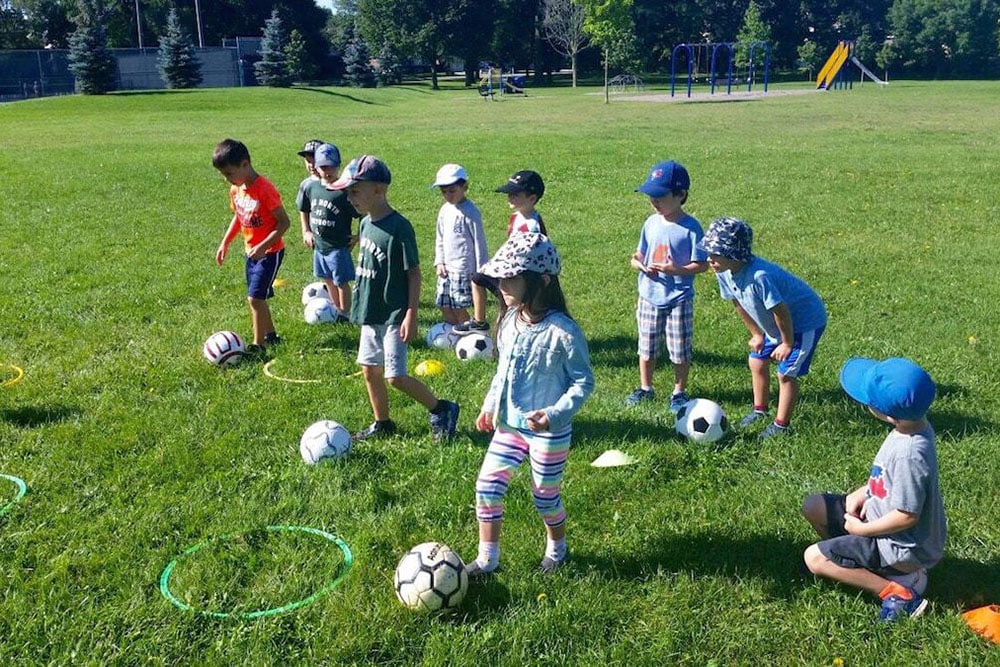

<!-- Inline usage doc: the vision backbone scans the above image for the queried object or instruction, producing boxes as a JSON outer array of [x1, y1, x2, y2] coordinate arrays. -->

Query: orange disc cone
[[962, 605, 1000, 644]]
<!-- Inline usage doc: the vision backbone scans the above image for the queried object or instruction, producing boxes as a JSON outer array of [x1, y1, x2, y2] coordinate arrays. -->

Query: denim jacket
[[483, 309, 595, 432]]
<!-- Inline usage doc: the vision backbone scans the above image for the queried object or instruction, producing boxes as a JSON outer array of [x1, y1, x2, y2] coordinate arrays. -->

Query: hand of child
[[348, 234, 359, 249], [845, 491, 867, 518], [771, 342, 792, 361], [248, 244, 266, 261], [651, 260, 675, 275], [748, 333, 765, 353], [215, 243, 229, 266], [302, 231, 314, 249], [476, 411, 494, 432], [843, 512, 866, 535], [436, 264, 448, 278], [525, 410, 549, 432], [399, 310, 417, 343]]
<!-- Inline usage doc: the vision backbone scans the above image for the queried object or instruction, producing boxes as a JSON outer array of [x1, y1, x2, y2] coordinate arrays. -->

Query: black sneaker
[[453, 320, 489, 334], [264, 333, 283, 346], [243, 343, 268, 360], [335, 315, 351, 324], [352, 420, 397, 441], [429, 400, 460, 442]]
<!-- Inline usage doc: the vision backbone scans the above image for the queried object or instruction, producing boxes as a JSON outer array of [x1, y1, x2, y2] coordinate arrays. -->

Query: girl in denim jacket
[[466, 233, 595, 576]]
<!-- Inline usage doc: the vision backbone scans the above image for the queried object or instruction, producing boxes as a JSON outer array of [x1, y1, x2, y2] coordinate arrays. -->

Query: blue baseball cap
[[839, 357, 936, 420], [330, 154, 392, 189], [314, 143, 342, 168], [636, 160, 690, 197]]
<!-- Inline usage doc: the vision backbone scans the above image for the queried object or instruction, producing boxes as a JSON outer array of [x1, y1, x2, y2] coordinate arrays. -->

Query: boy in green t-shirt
[[330, 155, 460, 442]]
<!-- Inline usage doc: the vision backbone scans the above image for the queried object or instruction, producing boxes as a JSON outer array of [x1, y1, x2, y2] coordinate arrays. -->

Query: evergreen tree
[[342, 25, 375, 87], [375, 41, 403, 86], [67, 0, 117, 94], [285, 29, 317, 83], [157, 7, 202, 89], [735, 1, 772, 74], [254, 9, 291, 87]]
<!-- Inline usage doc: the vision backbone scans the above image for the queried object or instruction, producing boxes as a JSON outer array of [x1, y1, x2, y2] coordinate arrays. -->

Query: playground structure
[[669, 41, 770, 98], [478, 62, 527, 100], [816, 40, 888, 90]]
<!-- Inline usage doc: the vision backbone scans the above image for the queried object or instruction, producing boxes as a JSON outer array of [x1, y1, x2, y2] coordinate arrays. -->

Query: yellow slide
[[816, 41, 850, 89]]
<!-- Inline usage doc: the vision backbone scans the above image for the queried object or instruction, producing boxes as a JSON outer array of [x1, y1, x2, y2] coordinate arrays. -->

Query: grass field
[[2, 79, 1000, 664]]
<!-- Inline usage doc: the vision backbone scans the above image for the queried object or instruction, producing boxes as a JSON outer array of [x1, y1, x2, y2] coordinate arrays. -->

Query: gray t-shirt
[[864, 424, 947, 571]]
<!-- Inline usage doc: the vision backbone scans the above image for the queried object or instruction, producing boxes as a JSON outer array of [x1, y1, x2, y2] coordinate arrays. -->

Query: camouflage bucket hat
[[481, 232, 561, 279], [699, 217, 754, 262]]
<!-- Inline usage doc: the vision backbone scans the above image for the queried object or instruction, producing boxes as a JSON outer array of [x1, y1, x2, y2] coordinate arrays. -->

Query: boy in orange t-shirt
[[213, 138, 290, 356]]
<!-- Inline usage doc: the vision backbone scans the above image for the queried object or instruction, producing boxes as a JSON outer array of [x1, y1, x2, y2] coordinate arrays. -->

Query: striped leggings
[[475, 423, 571, 527]]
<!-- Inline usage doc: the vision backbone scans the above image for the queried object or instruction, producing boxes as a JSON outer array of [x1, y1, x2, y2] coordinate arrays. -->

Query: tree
[[885, 0, 1000, 77], [375, 41, 403, 86], [543, 0, 589, 87], [254, 9, 291, 87], [797, 38, 820, 80], [580, 0, 636, 103], [735, 0, 771, 72], [1, 4, 33, 48], [342, 24, 375, 87], [285, 28, 317, 82], [67, 0, 117, 94], [157, 7, 202, 89]]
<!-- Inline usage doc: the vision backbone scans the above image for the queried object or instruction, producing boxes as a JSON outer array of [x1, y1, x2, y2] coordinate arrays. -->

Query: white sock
[[476, 541, 500, 571], [545, 538, 567, 562]]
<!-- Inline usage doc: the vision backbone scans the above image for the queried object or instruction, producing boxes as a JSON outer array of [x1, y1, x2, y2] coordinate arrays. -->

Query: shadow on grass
[[0, 404, 79, 427], [932, 556, 1000, 607], [293, 87, 378, 105], [586, 335, 745, 370]]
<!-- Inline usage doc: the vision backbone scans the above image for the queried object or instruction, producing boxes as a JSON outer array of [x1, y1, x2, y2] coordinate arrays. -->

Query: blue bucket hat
[[699, 217, 754, 263], [839, 357, 936, 420], [636, 160, 690, 198]]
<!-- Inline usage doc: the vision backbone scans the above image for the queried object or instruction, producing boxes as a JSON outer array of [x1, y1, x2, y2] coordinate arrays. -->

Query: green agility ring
[[0, 474, 28, 518], [159, 525, 354, 619]]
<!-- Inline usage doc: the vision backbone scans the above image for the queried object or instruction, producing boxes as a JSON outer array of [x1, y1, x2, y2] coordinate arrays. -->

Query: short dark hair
[[212, 138, 251, 169], [443, 178, 467, 187]]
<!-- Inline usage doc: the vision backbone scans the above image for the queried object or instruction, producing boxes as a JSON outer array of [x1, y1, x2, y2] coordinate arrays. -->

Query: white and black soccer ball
[[454, 333, 494, 361], [304, 297, 339, 325], [202, 331, 245, 367], [301, 281, 331, 305], [675, 398, 729, 444], [426, 322, 457, 350], [393, 542, 468, 612], [299, 420, 352, 464]]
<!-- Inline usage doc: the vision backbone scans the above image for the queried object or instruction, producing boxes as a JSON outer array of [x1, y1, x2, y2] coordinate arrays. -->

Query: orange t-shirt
[[229, 175, 285, 254]]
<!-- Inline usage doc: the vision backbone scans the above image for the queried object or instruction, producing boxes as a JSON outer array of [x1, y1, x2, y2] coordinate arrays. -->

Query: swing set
[[669, 41, 771, 98]]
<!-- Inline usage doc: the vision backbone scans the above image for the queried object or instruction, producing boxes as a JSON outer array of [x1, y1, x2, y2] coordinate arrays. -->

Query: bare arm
[[399, 266, 421, 343], [769, 302, 795, 361], [845, 508, 919, 538], [248, 207, 291, 259], [215, 215, 241, 265]]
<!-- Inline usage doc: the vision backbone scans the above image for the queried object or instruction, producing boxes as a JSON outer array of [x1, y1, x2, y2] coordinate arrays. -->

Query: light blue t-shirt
[[636, 213, 707, 308], [716, 256, 827, 339]]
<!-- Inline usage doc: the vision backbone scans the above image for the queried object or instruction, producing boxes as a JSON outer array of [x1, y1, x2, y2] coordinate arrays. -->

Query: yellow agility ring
[[1, 364, 24, 389], [262, 358, 322, 385]]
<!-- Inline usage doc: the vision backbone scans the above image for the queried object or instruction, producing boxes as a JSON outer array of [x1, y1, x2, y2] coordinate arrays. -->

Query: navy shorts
[[815, 493, 905, 576], [314, 247, 355, 285], [246, 249, 284, 300]]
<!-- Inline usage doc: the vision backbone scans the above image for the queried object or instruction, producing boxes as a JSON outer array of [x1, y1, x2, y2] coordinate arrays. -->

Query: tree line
[[3, 0, 999, 88]]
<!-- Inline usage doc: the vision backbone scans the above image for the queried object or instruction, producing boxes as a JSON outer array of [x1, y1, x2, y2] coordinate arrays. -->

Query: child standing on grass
[[626, 160, 709, 412], [802, 357, 945, 622], [700, 217, 827, 440], [331, 155, 460, 442], [301, 142, 359, 320], [213, 138, 290, 357], [455, 169, 547, 335], [431, 163, 489, 326], [466, 233, 594, 576], [294, 138, 323, 220]]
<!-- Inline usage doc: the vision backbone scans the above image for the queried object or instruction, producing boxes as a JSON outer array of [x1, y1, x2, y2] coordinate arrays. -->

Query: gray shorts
[[357, 324, 408, 378]]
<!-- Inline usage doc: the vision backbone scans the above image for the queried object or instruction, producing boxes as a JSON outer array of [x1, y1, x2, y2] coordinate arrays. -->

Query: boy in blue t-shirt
[[626, 160, 708, 412], [802, 357, 945, 623], [699, 217, 827, 439]]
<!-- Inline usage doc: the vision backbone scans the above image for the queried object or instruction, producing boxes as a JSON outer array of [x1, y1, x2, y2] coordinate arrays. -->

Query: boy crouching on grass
[[802, 357, 946, 623], [331, 155, 460, 442], [213, 138, 290, 357]]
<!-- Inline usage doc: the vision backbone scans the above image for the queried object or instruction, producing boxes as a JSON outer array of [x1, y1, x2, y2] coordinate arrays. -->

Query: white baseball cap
[[431, 163, 468, 188]]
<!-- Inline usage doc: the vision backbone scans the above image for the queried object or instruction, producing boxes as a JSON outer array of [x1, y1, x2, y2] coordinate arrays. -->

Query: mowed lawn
[[2, 79, 1000, 664]]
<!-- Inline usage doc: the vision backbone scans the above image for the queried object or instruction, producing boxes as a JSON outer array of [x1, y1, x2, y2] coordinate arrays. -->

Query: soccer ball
[[426, 322, 457, 350], [394, 542, 468, 612], [299, 420, 352, 464], [455, 333, 494, 361], [304, 297, 339, 324], [202, 331, 245, 367], [302, 281, 331, 305], [675, 398, 729, 444]]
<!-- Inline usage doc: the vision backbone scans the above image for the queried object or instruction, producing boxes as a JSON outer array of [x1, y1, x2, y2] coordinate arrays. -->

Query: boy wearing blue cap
[[626, 160, 708, 412], [801, 357, 946, 622], [300, 142, 359, 319], [331, 155, 460, 443], [700, 217, 827, 439]]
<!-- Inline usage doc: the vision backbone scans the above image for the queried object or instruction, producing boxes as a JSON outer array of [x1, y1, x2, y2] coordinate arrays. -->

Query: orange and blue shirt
[[229, 175, 285, 254]]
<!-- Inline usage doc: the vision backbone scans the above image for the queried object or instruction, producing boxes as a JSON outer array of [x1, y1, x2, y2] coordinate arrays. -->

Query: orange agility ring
[[1, 364, 24, 389]]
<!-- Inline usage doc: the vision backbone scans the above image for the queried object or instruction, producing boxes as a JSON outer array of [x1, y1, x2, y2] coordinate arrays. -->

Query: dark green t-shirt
[[351, 210, 419, 326], [299, 180, 359, 253]]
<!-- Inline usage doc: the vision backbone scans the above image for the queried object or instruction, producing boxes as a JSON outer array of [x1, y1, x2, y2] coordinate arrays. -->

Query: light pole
[[134, 0, 144, 49], [194, 0, 205, 48]]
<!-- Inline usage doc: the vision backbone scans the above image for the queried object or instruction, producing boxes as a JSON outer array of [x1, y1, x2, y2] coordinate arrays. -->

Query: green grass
[[2, 80, 1000, 664]]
